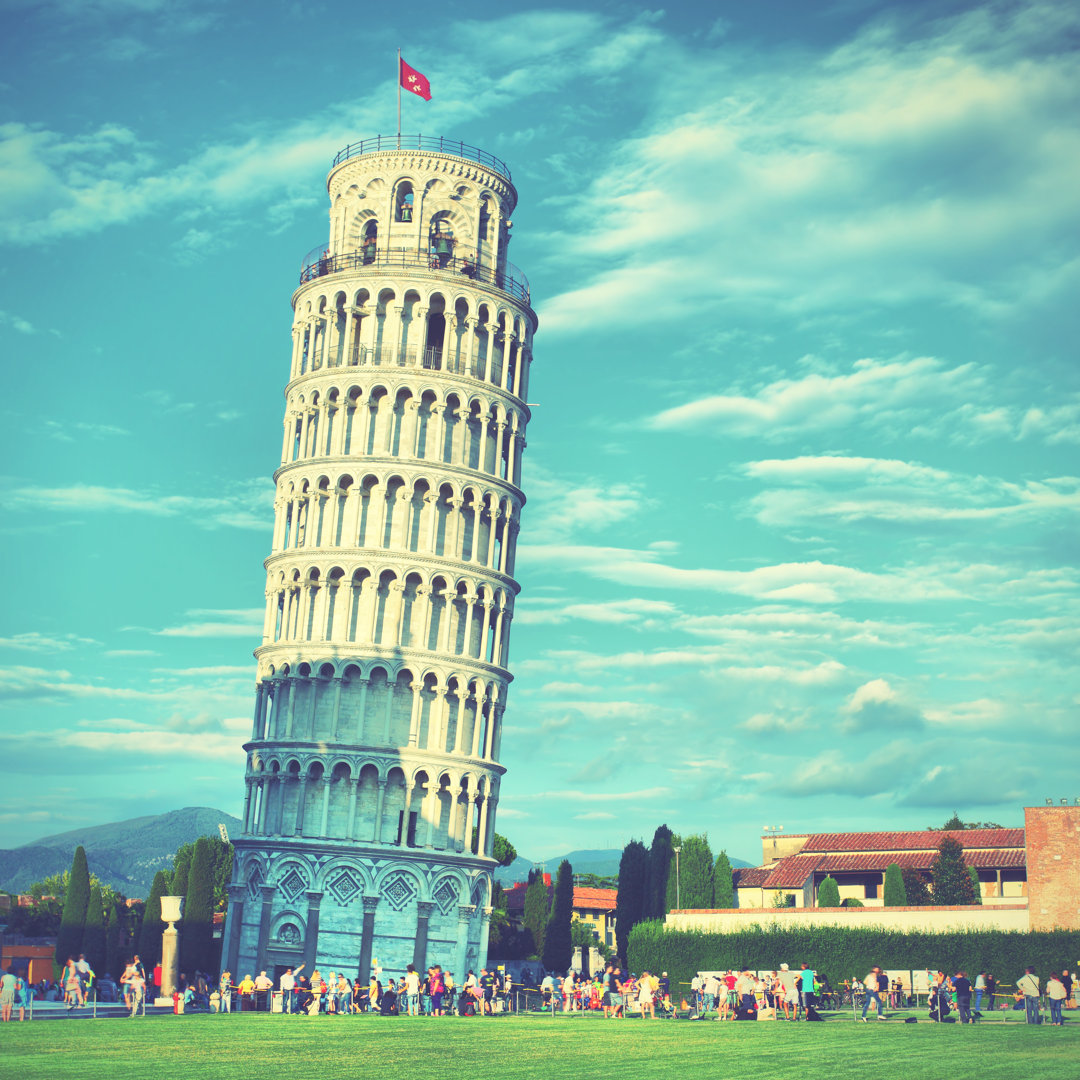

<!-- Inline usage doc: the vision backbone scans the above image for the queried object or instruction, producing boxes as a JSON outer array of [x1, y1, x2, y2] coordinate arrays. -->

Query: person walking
[[974, 971, 986, 1014], [1017, 967, 1041, 1025], [861, 966, 886, 1021], [799, 963, 816, 1011]]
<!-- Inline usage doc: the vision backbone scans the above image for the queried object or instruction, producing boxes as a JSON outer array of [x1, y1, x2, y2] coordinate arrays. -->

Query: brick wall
[[1025, 805, 1080, 931]]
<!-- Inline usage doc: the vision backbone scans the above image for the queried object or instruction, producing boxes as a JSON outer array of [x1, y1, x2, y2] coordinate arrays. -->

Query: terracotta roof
[[762, 855, 823, 889], [816, 849, 1025, 873], [800, 828, 1024, 853], [573, 887, 617, 911], [503, 882, 531, 914], [733, 867, 772, 888]]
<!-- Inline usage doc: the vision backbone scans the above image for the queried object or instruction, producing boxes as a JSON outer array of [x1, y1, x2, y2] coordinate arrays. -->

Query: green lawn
[[2, 1012, 1077, 1079]]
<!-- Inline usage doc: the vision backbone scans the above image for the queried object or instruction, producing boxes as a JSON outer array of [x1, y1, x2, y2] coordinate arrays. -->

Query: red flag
[[400, 58, 431, 101]]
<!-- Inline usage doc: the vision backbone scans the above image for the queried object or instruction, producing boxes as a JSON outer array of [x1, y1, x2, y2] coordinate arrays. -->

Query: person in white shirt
[[777, 964, 800, 1021], [404, 965, 422, 1016], [1017, 967, 1041, 1025], [254, 971, 273, 1012]]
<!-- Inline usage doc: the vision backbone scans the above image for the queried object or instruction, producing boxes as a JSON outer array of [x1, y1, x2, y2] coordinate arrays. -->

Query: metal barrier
[[331, 135, 512, 182]]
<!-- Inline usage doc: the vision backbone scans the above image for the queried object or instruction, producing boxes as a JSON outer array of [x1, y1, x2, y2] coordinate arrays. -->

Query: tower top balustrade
[[330, 134, 512, 183]]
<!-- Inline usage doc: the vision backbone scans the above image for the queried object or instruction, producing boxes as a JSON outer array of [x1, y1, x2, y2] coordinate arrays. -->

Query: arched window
[[429, 216, 455, 269], [362, 220, 378, 263], [395, 183, 414, 222]]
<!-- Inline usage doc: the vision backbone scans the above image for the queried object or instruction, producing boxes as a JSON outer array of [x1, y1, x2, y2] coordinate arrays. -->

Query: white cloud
[[0, 632, 96, 652], [153, 609, 263, 638], [647, 357, 981, 440], [0, 479, 272, 530], [742, 454, 1080, 528], [539, 2, 1080, 331]]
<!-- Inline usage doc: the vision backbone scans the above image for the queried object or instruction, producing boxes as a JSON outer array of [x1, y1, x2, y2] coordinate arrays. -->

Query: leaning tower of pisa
[[220, 135, 535, 986]]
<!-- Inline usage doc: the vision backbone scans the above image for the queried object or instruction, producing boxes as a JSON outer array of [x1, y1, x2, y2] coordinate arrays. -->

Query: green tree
[[615, 840, 649, 962], [883, 863, 907, 906], [542, 860, 574, 973], [713, 851, 734, 908], [523, 875, 550, 960], [816, 876, 841, 907], [137, 871, 168, 969], [967, 866, 983, 905], [645, 825, 675, 919], [170, 844, 192, 898], [929, 813, 1005, 831], [666, 835, 714, 909], [901, 867, 932, 906], [181, 836, 215, 975], [55, 846, 91, 968], [492, 834, 517, 868], [82, 885, 107, 974], [930, 836, 976, 905]]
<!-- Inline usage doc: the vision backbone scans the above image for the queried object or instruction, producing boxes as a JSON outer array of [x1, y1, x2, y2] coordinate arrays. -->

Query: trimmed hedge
[[627, 919, 1080, 988]]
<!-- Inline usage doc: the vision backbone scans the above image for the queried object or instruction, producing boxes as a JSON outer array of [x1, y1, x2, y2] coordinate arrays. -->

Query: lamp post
[[673, 847, 682, 910], [160, 895, 184, 1000]]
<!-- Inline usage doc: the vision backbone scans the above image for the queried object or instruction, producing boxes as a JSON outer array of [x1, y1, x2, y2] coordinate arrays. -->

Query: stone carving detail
[[382, 873, 418, 911], [278, 922, 301, 944], [433, 877, 459, 916], [246, 865, 263, 901], [278, 864, 307, 901], [328, 869, 362, 906]]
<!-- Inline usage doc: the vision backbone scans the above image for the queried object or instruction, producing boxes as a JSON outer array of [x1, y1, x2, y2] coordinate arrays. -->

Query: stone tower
[[221, 135, 535, 985]]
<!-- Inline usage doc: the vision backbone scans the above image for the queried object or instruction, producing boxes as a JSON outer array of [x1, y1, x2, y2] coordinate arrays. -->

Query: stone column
[[222, 884, 246, 980], [358, 896, 380, 981], [407, 681, 423, 747], [293, 774, 308, 836], [455, 904, 476, 985], [413, 901, 435, 970], [255, 883, 277, 974], [373, 778, 388, 843], [479, 905, 493, 971], [303, 891, 323, 973]]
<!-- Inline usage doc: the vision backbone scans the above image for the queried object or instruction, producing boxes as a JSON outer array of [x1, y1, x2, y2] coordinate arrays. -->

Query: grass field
[[2, 1012, 1077, 1080]]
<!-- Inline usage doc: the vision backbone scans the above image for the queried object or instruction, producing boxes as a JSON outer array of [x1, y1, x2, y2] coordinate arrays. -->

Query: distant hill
[[0, 807, 242, 898], [495, 848, 752, 887]]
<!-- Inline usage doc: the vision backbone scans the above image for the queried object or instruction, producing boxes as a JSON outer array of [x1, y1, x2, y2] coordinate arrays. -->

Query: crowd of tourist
[[2, 954, 1075, 1026]]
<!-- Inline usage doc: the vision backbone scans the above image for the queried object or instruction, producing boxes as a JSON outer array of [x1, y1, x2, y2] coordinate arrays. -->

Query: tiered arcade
[[221, 135, 536, 984]]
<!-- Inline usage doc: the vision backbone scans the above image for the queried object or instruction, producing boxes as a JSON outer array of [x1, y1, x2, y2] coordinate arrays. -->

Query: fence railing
[[299, 246, 530, 306], [331, 135, 512, 182]]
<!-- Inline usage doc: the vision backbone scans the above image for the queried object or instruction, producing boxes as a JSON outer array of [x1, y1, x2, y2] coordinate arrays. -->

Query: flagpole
[[396, 47, 401, 147]]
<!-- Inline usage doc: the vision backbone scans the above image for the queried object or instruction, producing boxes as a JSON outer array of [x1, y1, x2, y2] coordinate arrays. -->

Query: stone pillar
[[358, 896, 380, 981], [455, 904, 476, 985], [479, 905, 493, 971], [303, 891, 324, 973], [373, 779, 388, 843], [222, 884, 246, 980], [413, 900, 435, 971], [255, 883, 276, 974]]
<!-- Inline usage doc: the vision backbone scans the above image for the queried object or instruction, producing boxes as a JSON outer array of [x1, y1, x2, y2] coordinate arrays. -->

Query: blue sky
[[2, 0, 1078, 868]]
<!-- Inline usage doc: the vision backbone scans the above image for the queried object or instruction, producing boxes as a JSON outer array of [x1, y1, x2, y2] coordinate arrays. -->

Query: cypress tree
[[645, 825, 675, 919], [523, 875, 550, 960], [542, 860, 574, 973], [170, 845, 192, 900], [930, 836, 975, 905], [82, 884, 107, 974], [137, 871, 168, 969], [668, 835, 714, 909], [181, 836, 215, 975], [816, 876, 841, 907], [614, 840, 649, 963], [55, 846, 91, 969], [967, 866, 983, 905], [883, 863, 907, 906], [901, 867, 932, 906], [713, 851, 734, 908]]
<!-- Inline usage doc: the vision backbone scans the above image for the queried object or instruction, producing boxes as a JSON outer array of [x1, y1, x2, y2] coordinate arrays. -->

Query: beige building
[[734, 828, 1026, 909]]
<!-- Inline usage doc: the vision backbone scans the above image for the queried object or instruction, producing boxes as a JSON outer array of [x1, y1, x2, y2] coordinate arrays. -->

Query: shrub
[[816, 877, 840, 907], [626, 921, 1080, 991]]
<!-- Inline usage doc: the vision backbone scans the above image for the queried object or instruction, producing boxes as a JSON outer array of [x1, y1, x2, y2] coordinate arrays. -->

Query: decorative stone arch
[[431, 871, 467, 917], [374, 863, 427, 907], [316, 857, 374, 904], [269, 910, 307, 947]]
